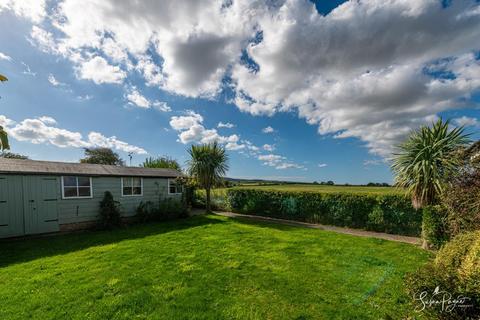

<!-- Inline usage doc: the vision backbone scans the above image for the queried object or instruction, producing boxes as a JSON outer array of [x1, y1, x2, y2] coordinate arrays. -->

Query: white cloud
[[258, 153, 303, 170], [0, 52, 12, 61], [262, 126, 274, 133], [124, 87, 171, 111], [76, 56, 126, 84], [453, 116, 479, 128], [5, 0, 480, 157], [1, 115, 146, 154], [47, 74, 67, 87], [218, 122, 235, 129], [263, 144, 275, 152], [21, 62, 36, 76], [318, 163, 327, 168], [0, 0, 46, 23]]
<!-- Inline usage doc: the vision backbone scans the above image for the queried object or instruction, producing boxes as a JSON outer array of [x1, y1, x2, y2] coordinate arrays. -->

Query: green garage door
[[0, 175, 25, 238], [23, 176, 60, 235]]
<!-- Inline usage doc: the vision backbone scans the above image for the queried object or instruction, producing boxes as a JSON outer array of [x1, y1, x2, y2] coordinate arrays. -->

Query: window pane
[[63, 176, 77, 187], [122, 178, 132, 187], [78, 177, 91, 187], [133, 187, 142, 195], [170, 186, 176, 194], [64, 187, 78, 197], [133, 177, 142, 187], [78, 187, 91, 197], [123, 187, 132, 195]]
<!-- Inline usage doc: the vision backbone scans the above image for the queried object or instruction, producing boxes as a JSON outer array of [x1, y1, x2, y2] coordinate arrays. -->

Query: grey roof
[[0, 158, 182, 178]]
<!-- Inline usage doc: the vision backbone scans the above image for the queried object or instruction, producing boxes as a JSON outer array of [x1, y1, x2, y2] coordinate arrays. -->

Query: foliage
[[0, 151, 28, 159], [0, 215, 430, 319], [222, 188, 422, 236], [391, 119, 470, 209], [421, 205, 449, 249], [141, 156, 182, 171], [136, 198, 188, 222], [230, 184, 405, 195], [0, 125, 9, 151], [187, 142, 229, 212], [0, 74, 7, 82], [440, 142, 480, 238], [98, 191, 121, 229], [405, 231, 480, 319], [80, 147, 124, 165]]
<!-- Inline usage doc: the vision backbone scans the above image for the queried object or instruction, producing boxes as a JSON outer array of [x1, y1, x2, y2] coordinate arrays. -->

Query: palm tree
[[187, 142, 229, 212], [0, 126, 9, 151], [0, 74, 7, 82], [391, 119, 470, 209]]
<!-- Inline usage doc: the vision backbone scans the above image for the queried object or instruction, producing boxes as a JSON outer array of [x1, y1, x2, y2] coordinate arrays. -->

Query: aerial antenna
[[128, 152, 133, 166]]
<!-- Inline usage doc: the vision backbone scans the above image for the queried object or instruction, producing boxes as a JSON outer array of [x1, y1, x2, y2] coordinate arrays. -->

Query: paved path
[[193, 210, 421, 246]]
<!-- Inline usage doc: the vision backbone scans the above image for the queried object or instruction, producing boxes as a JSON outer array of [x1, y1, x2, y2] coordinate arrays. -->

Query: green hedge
[[225, 189, 422, 236]]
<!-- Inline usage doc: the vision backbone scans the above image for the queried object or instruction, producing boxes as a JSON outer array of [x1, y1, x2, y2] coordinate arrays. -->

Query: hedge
[[224, 189, 422, 236]]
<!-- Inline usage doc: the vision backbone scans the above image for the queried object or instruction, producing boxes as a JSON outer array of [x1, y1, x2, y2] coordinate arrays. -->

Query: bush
[[193, 189, 229, 211], [98, 191, 121, 229], [405, 231, 480, 319], [136, 198, 188, 222], [225, 189, 422, 236], [422, 205, 450, 249]]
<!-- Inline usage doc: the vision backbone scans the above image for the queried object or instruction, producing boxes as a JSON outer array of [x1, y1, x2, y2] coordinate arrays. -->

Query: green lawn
[[0, 215, 429, 319], [234, 184, 405, 195]]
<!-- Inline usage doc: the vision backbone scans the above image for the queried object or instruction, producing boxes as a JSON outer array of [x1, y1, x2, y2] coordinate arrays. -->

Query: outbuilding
[[0, 158, 183, 238]]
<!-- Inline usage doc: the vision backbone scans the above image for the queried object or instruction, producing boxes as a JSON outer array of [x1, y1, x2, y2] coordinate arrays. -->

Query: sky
[[0, 0, 479, 184]]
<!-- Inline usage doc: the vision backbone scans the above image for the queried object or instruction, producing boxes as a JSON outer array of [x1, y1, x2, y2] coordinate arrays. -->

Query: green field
[[0, 215, 429, 319], [233, 184, 405, 195]]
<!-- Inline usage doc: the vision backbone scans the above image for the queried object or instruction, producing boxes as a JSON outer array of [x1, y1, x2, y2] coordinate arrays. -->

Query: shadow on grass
[[0, 215, 224, 268]]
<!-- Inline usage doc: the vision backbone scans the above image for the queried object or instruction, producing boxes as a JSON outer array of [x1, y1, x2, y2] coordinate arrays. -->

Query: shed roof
[[0, 158, 182, 178]]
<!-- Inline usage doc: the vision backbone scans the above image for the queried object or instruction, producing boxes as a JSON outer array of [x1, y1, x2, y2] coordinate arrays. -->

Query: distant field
[[233, 184, 405, 195]]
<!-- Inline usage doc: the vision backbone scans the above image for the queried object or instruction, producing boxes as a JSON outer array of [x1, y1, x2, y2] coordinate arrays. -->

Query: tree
[[0, 126, 9, 151], [187, 142, 229, 213], [0, 152, 28, 159], [80, 148, 124, 165], [141, 156, 181, 171], [391, 119, 470, 209]]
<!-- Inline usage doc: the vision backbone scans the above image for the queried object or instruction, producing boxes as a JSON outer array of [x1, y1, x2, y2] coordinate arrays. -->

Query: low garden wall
[[195, 188, 422, 236]]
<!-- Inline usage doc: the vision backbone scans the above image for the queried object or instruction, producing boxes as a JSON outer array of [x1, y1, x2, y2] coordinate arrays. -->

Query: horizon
[[1, 0, 479, 184]]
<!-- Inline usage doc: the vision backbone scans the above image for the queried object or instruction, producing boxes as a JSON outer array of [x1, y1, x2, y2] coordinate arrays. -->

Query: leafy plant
[[141, 156, 182, 171], [391, 119, 470, 209], [187, 142, 229, 212], [80, 147, 124, 165], [0, 125, 9, 151], [98, 191, 121, 228], [0, 151, 28, 159], [136, 198, 187, 222]]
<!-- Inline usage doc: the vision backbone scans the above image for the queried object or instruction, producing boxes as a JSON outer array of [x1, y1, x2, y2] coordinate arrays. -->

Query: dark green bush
[[422, 205, 450, 249], [98, 191, 121, 229], [225, 189, 422, 236], [405, 231, 480, 319], [136, 197, 188, 222]]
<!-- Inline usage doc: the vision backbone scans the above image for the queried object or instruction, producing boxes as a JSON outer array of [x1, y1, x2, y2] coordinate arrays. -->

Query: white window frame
[[168, 178, 183, 195], [121, 177, 143, 197], [61, 176, 93, 199]]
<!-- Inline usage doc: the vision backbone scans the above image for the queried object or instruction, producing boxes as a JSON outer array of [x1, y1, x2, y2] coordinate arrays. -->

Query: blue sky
[[0, 0, 479, 184]]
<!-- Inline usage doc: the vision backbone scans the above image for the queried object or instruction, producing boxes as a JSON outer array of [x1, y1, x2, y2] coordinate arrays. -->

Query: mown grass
[[0, 215, 429, 319]]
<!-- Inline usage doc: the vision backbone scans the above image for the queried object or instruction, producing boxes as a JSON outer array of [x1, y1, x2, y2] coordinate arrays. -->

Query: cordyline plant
[[187, 142, 229, 213], [391, 119, 470, 209]]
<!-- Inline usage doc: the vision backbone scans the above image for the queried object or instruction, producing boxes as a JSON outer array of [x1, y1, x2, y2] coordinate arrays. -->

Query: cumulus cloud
[[262, 126, 274, 133], [4, 0, 480, 157], [169, 111, 246, 150], [263, 144, 275, 152], [453, 116, 479, 128], [218, 122, 235, 129], [76, 56, 126, 84], [47, 74, 67, 87], [1, 115, 146, 154]]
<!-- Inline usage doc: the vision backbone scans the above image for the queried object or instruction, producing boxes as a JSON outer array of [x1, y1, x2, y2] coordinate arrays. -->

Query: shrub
[[422, 205, 449, 249], [225, 189, 422, 236], [405, 231, 480, 319], [136, 197, 188, 222], [193, 189, 229, 211], [98, 191, 121, 229]]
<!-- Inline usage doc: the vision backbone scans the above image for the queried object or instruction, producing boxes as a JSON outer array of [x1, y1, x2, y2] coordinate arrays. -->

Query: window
[[62, 176, 92, 199], [122, 177, 143, 196], [168, 179, 183, 194]]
